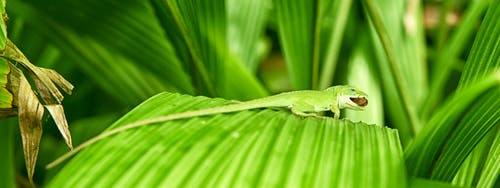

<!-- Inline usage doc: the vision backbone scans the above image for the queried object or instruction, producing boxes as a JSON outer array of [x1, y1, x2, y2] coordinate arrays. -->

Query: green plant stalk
[[362, 0, 420, 134]]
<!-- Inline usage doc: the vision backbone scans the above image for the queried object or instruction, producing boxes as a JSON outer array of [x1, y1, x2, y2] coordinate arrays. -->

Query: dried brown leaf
[[3, 39, 74, 184], [12, 66, 44, 184], [46, 104, 73, 149], [41, 68, 74, 95], [4, 39, 71, 103]]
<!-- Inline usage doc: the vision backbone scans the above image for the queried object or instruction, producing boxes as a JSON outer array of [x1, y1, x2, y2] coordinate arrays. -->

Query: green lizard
[[46, 85, 368, 168]]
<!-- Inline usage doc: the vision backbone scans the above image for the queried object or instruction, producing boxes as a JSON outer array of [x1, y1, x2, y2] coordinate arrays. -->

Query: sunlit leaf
[[48, 92, 407, 187]]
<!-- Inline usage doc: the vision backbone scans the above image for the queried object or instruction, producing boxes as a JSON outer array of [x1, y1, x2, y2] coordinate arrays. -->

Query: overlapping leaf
[[362, 0, 427, 143], [422, 0, 492, 120], [405, 2, 500, 186], [48, 92, 407, 187]]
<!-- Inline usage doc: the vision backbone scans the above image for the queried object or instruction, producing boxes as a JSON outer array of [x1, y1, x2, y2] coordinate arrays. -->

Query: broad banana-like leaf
[[48, 92, 407, 187]]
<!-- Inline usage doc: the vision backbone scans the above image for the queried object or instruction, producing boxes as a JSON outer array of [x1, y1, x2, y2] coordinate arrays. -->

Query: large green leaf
[[48, 92, 407, 187]]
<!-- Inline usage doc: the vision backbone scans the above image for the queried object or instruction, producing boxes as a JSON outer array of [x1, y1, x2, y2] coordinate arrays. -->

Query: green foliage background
[[0, 0, 498, 187]]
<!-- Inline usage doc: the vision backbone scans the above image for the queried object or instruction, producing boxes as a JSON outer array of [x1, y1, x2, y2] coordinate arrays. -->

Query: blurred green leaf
[[422, 0, 492, 120], [274, 0, 314, 89], [405, 1, 500, 184], [404, 70, 500, 181], [9, 0, 195, 105], [317, 0, 353, 89], [164, 0, 268, 99], [49, 92, 407, 187], [227, 0, 270, 72], [362, 0, 427, 143], [345, 34, 384, 125], [429, 1, 500, 182]]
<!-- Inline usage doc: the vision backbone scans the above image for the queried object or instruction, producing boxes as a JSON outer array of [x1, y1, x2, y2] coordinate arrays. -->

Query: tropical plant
[[0, 0, 498, 187]]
